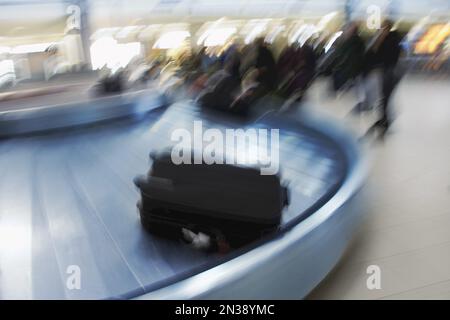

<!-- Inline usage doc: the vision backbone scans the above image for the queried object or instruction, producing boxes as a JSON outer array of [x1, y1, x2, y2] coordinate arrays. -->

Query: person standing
[[253, 37, 277, 92], [331, 21, 366, 92], [369, 19, 403, 133]]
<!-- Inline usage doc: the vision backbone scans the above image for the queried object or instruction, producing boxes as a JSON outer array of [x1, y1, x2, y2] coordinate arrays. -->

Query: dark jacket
[[255, 45, 277, 90], [332, 33, 365, 90], [366, 30, 402, 72], [333, 33, 366, 79], [376, 30, 402, 69]]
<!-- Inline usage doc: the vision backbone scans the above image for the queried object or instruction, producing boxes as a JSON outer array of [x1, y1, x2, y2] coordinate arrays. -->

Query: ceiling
[[0, 0, 449, 45]]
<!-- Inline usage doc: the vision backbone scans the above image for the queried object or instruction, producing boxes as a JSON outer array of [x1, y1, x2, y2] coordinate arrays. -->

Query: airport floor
[[306, 75, 450, 299], [1, 74, 448, 299]]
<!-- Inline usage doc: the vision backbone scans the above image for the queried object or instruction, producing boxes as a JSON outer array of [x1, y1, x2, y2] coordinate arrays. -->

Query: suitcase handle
[[283, 186, 290, 207], [134, 175, 174, 191]]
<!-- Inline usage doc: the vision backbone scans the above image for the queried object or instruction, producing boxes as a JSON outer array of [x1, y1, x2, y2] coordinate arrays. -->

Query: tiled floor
[[305, 75, 450, 299]]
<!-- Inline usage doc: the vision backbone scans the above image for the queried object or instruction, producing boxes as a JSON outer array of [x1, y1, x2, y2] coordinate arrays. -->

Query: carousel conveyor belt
[[0, 99, 367, 299]]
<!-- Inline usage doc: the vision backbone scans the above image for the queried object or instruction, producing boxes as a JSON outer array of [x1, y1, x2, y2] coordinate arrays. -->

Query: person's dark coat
[[255, 44, 277, 90], [376, 30, 402, 69], [332, 33, 365, 90]]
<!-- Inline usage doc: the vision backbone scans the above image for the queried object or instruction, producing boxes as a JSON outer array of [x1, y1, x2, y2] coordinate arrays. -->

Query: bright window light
[[198, 27, 237, 47], [0, 46, 11, 54], [265, 25, 285, 44], [11, 43, 55, 54], [0, 59, 15, 76], [116, 25, 144, 39], [90, 36, 141, 71], [90, 37, 116, 70], [298, 25, 318, 46], [289, 25, 306, 44], [117, 42, 141, 68], [317, 11, 338, 31], [90, 27, 121, 41], [244, 23, 267, 44], [153, 31, 190, 49]]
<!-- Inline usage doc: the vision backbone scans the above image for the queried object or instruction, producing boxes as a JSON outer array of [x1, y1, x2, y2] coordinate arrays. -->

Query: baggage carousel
[[0, 91, 367, 299]]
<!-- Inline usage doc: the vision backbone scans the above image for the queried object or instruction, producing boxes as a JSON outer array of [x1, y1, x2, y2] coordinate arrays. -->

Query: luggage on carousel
[[95, 71, 125, 95], [134, 149, 289, 248]]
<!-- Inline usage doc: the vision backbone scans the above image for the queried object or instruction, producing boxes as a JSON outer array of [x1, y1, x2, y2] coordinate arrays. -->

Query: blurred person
[[239, 43, 258, 77], [331, 22, 365, 92], [277, 44, 297, 85], [219, 37, 242, 67], [278, 40, 317, 102], [95, 66, 126, 95], [198, 47, 216, 74], [179, 49, 204, 91], [367, 19, 403, 134], [253, 37, 277, 91], [312, 34, 329, 59], [197, 51, 242, 111], [229, 67, 264, 116], [204, 50, 241, 90], [213, 38, 277, 116], [190, 73, 209, 96], [185, 48, 210, 95]]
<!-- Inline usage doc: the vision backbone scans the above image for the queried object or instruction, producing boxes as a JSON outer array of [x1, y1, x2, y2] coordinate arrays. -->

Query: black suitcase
[[134, 149, 289, 248]]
